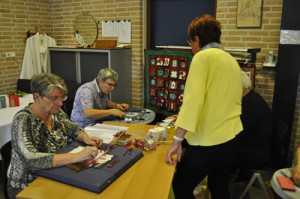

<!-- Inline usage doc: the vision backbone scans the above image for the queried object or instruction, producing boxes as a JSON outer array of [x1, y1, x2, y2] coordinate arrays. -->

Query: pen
[[107, 158, 120, 167], [95, 162, 106, 168], [123, 147, 132, 156]]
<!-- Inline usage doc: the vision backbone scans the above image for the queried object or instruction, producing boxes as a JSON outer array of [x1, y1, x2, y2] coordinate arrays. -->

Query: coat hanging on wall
[[20, 32, 56, 79]]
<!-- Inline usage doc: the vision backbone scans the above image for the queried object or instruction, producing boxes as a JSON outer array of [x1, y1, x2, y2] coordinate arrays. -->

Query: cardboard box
[[95, 40, 117, 49]]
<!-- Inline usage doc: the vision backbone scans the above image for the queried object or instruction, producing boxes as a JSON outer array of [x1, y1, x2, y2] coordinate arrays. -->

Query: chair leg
[[256, 173, 270, 199], [239, 173, 258, 199], [239, 173, 270, 199]]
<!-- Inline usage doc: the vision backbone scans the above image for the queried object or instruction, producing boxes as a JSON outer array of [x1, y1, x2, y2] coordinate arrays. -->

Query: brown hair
[[188, 14, 221, 48]]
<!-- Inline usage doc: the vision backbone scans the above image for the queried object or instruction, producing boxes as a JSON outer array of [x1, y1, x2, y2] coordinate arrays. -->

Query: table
[[0, 94, 33, 155], [17, 122, 176, 199], [271, 168, 300, 199]]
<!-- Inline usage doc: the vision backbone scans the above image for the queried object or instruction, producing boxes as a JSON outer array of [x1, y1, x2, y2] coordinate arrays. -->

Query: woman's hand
[[116, 103, 129, 111], [79, 146, 99, 160], [292, 165, 300, 185], [166, 140, 182, 164], [111, 109, 126, 118], [83, 135, 103, 148], [165, 127, 186, 164]]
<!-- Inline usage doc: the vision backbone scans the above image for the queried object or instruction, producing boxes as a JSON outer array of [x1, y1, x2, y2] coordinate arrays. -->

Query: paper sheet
[[101, 20, 131, 44], [102, 21, 118, 37], [118, 20, 131, 43], [84, 124, 129, 144]]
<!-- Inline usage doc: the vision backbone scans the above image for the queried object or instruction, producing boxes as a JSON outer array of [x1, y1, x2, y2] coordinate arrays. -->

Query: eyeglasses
[[187, 39, 191, 46], [45, 95, 68, 102], [104, 81, 118, 88]]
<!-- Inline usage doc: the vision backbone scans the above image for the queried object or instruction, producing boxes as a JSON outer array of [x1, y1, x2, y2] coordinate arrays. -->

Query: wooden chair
[[1, 141, 12, 199]]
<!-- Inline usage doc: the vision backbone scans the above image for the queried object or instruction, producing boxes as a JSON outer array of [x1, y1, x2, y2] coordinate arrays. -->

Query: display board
[[31, 141, 143, 193], [144, 49, 193, 116]]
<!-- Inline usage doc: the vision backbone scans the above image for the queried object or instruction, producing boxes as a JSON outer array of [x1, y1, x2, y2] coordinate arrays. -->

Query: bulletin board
[[144, 49, 193, 116], [149, 0, 215, 47]]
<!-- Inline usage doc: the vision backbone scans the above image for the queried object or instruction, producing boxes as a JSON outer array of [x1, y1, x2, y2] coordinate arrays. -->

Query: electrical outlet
[[6, 52, 16, 58]]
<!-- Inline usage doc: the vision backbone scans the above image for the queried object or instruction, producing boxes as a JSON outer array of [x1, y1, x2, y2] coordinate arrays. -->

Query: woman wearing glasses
[[71, 68, 129, 128], [7, 73, 102, 199], [165, 15, 243, 199]]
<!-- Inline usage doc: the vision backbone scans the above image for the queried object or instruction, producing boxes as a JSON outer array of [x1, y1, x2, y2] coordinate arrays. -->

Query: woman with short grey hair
[[30, 72, 68, 100], [7, 73, 103, 199], [96, 68, 118, 82], [71, 68, 129, 128]]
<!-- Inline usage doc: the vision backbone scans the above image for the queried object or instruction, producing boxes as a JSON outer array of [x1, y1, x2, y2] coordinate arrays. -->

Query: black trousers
[[172, 135, 240, 199]]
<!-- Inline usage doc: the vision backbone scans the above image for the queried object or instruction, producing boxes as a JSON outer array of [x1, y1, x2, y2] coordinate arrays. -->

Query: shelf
[[224, 47, 261, 63]]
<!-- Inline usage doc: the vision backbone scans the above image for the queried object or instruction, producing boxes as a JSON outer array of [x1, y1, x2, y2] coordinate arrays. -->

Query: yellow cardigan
[[175, 48, 243, 146]]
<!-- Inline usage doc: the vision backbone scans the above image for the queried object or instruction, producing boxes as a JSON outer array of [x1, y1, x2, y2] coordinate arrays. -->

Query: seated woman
[[292, 146, 300, 185], [71, 68, 129, 128], [232, 71, 274, 170], [7, 73, 103, 199]]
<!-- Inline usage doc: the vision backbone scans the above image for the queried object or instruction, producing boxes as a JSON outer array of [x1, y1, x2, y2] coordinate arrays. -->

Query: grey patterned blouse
[[7, 105, 84, 191]]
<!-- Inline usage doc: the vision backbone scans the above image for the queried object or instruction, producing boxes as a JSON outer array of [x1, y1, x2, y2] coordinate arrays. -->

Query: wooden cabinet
[[48, 47, 132, 105]]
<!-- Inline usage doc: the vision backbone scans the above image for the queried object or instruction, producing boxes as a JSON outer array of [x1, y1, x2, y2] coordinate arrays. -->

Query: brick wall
[[0, 0, 52, 94], [217, 0, 280, 108]]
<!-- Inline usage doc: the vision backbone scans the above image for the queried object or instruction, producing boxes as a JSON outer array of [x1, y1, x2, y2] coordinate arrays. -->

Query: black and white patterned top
[[7, 105, 84, 190]]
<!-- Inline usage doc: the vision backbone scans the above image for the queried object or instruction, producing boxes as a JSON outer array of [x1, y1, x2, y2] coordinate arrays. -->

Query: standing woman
[[7, 73, 102, 199], [166, 14, 243, 199]]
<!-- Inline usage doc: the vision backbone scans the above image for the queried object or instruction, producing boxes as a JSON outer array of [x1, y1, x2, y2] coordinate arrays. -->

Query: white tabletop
[[0, 94, 33, 155], [271, 168, 300, 199]]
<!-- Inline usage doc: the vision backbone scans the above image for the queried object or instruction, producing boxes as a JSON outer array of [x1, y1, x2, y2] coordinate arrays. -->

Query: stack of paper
[[84, 124, 129, 144]]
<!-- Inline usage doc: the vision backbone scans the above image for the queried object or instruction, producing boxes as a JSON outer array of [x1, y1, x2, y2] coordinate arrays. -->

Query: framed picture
[[237, 0, 262, 28]]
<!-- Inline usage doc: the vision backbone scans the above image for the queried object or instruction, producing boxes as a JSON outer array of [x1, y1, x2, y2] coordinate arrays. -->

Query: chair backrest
[[17, 79, 32, 93], [1, 141, 12, 199], [270, 120, 288, 169], [63, 82, 83, 117]]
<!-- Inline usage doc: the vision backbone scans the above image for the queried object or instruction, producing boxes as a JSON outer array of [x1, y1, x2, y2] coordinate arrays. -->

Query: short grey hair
[[96, 68, 118, 82], [241, 70, 253, 92], [30, 73, 68, 97]]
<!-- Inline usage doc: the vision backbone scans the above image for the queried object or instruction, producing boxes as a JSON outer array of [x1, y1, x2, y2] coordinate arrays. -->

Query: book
[[277, 176, 296, 191]]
